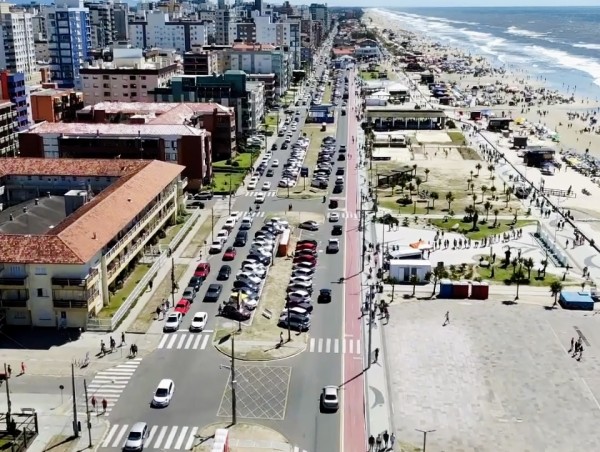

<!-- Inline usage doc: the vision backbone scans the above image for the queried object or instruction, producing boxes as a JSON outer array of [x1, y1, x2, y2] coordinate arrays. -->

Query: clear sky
[[283, 1, 600, 6]]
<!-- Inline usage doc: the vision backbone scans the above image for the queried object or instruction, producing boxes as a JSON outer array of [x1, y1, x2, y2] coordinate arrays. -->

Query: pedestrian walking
[[91, 396, 96, 411], [156, 306, 162, 320], [376, 434, 382, 451], [569, 337, 575, 352], [578, 347, 584, 361], [279, 332, 284, 346], [121, 332, 126, 347], [101, 398, 108, 413], [6, 365, 11, 378], [20, 362, 25, 375], [368, 435, 375, 452], [390, 433, 396, 450], [443, 310, 450, 326], [383, 430, 389, 448], [373, 348, 379, 364]]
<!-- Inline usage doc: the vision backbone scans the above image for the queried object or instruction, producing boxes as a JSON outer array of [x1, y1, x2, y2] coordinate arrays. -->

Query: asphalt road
[[97, 40, 352, 452]]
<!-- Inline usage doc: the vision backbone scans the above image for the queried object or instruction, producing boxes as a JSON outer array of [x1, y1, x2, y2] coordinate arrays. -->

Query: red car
[[174, 299, 191, 315], [195, 262, 211, 279], [296, 243, 317, 251], [223, 247, 237, 261], [293, 254, 317, 264]]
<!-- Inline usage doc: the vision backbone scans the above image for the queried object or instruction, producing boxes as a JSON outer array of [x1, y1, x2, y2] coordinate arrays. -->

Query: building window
[[104, 92, 110, 97], [34, 267, 47, 275], [129, 75, 136, 80], [141, 76, 146, 80], [36, 288, 47, 297], [103, 75, 109, 80]]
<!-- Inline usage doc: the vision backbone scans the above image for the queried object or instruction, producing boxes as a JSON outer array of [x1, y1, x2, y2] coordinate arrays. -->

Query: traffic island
[[214, 217, 323, 361], [193, 422, 292, 452]]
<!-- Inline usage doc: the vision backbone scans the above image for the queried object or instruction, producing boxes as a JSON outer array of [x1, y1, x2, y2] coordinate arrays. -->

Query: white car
[[248, 177, 259, 190], [288, 290, 311, 302], [292, 266, 316, 276], [152, 379, 175, 408], [271, 159, 280, 167], [240, 216, 253, 230], [163, 312, 182, 332], [269, 218, 290, 229], [189, 312, 208, 332], [320, 385, 339, 411], [290, 275, 313, 284], [237, 272, 262, 286], [262, 181, 272, 191], [242, 264, 267, 278], [209, 240, 224, 254], [255, 193, 266, 203], [326, 238, 340, 253], [328, 212, 340, 222]]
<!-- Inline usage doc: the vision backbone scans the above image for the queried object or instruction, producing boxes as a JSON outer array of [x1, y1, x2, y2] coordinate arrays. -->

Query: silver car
[[123, 422, 148, 451]]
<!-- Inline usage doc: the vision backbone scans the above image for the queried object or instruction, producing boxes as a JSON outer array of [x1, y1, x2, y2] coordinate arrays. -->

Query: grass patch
[[127, 264, 188, 333], [323, 84, 333, 104], [181, 213, 218, 258], [159, 215, 190, 246], [213, 152, 255, 170], [429, 218, 536, 240], [476, 264, 573, 288], [378, 197, 429, 215], [447, 131, 465, 143], [100, 264, 151, 318], [360, 70, 382, 80], [213, 172, 245, 194], [457, 146, 482, 160]]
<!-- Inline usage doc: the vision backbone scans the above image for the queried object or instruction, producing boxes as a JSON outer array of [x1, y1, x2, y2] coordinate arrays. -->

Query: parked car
[[174, 299, 191, 315], [222, 304, 251, 321], [278, 316, 310, 332], [182, 287, 196, 302], [203, 284, 223, 303], [223, 247, 237, 261], [188, 276, 203, 292], [299, 221, 319, 231], [163, 313, 182, 332], [217, 265, 231, 281], [194, 262, 211, 279]]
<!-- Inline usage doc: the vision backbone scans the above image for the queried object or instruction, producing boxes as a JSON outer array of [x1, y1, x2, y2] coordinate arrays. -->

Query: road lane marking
[[111, 425, 129, 448], [158, 335, 169, 348], [309, 338, 315, 352], [185, 427, 198, 450], [318, 338, 323, 352], [153, 426, 168, 449], [102, 425, 119, 447], [356, 339, 361, 353], [326, 338, 331, 353], [334, 339, 339, 353], [177, 335, 187, 349], [200, 335, 210, 350], [166, 335, 178, 349], [174, 426, 188, 449], [184, 335, 194, 349], [163, 426, 179, 449], [342, 339, 346, 354], [349, 339, 353, 354], [146, 425, 158, 446], [193, 335, 203, 349]]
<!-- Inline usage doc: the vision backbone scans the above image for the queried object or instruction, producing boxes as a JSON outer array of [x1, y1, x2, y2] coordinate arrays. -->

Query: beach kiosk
[[559, 291, 594, 311]]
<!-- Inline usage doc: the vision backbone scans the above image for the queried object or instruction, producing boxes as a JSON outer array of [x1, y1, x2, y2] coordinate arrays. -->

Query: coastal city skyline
[[314, 1, 600, 6]]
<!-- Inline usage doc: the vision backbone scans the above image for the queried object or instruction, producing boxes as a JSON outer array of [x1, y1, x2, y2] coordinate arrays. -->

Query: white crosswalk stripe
[[245, 191, 277, 197], [101, 424, 201, 450], [231, 210, 265, 219], [78, 357, 142, 414], [157, 333, 211, 350], [308, 338, 361, 355], [292, 447, 309, 452]]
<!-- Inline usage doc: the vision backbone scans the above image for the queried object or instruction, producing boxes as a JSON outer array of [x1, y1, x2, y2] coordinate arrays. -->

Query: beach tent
[[410, 240, 431, 250], [515, 117, 526, 125]]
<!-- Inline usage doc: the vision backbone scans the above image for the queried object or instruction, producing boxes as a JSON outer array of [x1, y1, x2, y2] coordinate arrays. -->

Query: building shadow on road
[[0, 327, 82, 350]]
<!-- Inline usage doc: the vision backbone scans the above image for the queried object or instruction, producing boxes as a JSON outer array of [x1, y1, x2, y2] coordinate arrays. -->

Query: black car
[[234, 231, 247, 247], [332, 225, 343, 235], [217, 265, 231, 281], [281, 142, 289, 149], [299, 221, 319, 231], [338, 154, 346, 161], [318, 288, 332, 303], [266, 169, 275, 177], [233, 279, 260, 292], [336, 167, 345, 176], [271, 143, 278, 150], [222, 304, 251, 321], [203, 284, 223, 303], [188, 276, 203, 292], [333, 185, 343, 194]]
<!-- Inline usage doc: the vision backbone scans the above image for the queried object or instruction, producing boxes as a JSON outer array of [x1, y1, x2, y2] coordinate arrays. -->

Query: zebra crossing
[[101, 424, 310, 451], [80, 358, 142, 414], [157, 332, 212, 350], [308, 337, 361, 355], [245, 191, 277, 197]]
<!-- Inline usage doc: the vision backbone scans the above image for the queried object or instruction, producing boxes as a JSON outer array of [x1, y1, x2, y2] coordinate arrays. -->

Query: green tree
[[410, 274, 419, 296], [430, 265, 448, 297], [505, 186, 513, 207], [523, 257, 535, 280], [430, 191, 439, 209], [490, 185, 497, 200], [493, 208, 500, 227], [475, 163, 482, 177], [511, 257, 519, 276], [446, 192, 455, 211], [488, 164, 494, 177], [550, 281, 563, 307], [407, 182, 415, 195], [472, 193, 477, 206], [415, 176, 423, 193], [481, 185, 488, 200], [424, 168, 430, 181], [483, 201, 492, 221]]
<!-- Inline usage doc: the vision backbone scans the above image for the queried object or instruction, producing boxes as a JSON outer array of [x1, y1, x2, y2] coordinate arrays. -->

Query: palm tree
[[490, 175, 496, 186], [483, 201, 492, 221], [470, 182, 475, 194], [431, 265, 448, 297], [511, 257, 519, 276], [475, 163, 482, 177], [550, 281, 563, 307], [407, 182, 415, 195], [465, 205, 474, 217], [466, 178, 472, 190], [469, 169, 474, 180], [481, 185, 488, 200], [398, 179, 406, 193], [472, 193, 477, 206], [410, 274, 419, 296], [415, 176, 423, 193], [490, 185, 497, 200], [505, 186, 513, 207], [541, 259, 548, 277], [487, 164, 494, 178], [445, 191, 455, 211], [493, 208, 500, 227], [523, 257, 535, 280], [412, 164, 417, 176], [424, 168, 430, 181], [430, 191, 439, 209]]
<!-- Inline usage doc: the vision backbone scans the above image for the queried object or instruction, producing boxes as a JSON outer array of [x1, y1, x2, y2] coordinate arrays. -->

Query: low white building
[[246, 80, 265, 133], [389, 259, 431, 283]]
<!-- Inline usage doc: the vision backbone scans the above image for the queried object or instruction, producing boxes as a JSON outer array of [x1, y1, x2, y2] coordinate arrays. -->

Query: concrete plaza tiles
[[384, 299, 600, 451]]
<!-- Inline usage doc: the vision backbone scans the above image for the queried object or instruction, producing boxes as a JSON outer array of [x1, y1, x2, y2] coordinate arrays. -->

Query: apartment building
[[113, 1, 129, 41], [46, 0, 92, 89], [19, 120, 212, 188], [30, 88, 84, 123], [84, 1, 115, 48], [129, 11, 209, 52], [0, 72, 28, 130], [0, 102, 18, 156], [0, 3, 38, 85], [183, 50, 220, 76], [245, 80, 264, 133], [215, 8, 234, 45], [0, 158, 185, 328], [80, 48, 180, 104]]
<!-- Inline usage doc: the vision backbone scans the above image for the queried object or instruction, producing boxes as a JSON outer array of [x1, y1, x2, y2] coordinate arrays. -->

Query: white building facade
[[0, 3, 38, 85]]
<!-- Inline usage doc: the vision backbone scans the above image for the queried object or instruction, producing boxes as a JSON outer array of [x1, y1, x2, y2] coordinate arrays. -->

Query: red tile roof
[[29, 122, 206, 137], [79, 101, 232, 118], [0, 158, 185, 265]]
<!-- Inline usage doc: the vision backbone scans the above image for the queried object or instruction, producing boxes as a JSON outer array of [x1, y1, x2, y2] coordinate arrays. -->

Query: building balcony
[[0, 276, 28, 288], [51, 267, 99, 289], [0, 289, 29, 308], [52, 288, 99, 309]]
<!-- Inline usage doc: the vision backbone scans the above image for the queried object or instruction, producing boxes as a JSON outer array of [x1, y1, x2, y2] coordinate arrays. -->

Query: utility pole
[[83, 380, 92, 448], [4, 363, 11, 431], [211, 206, 215, 243], [228, 173, 232, 215], [230, 333, 237, 426], [71, 362, 79, 437], [366, 284, 374, 371], [360, 192, 367, 274], [170, 257, 176, 307], [415, 429, 435, 452]]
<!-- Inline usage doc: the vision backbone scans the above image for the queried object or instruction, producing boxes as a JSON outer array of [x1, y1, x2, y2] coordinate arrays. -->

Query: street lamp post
[[228, 173, 232, 215], [415, 429, 435, 452]]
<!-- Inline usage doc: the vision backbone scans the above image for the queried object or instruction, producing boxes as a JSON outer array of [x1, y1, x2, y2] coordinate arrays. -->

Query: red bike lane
[[341, 70, 366, 452]]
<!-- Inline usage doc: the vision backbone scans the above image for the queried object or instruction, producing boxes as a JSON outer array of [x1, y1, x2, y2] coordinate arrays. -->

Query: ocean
[[378, 6, 600, 101]]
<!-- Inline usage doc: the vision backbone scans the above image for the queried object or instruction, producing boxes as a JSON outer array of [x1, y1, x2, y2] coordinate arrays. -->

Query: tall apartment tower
[[47, 0, 91, 88], [84, 0, 115, 48], [113, 1, 129, 41], [0, 3, 38, 85]]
